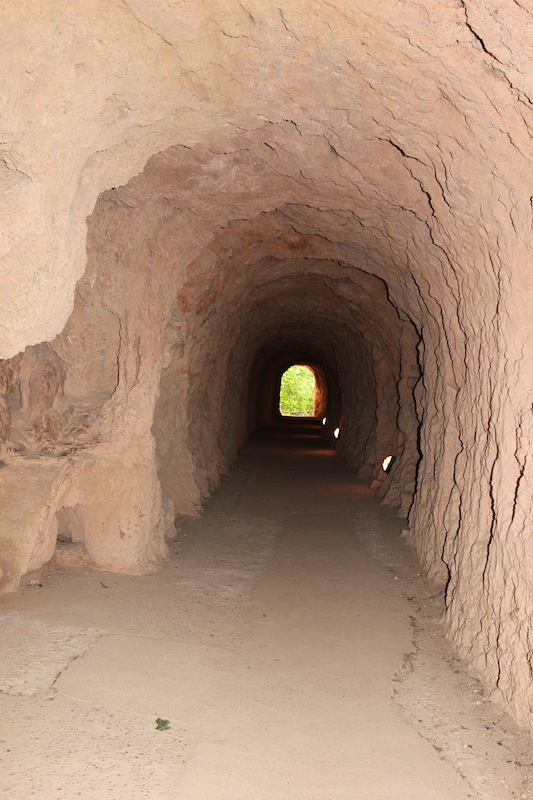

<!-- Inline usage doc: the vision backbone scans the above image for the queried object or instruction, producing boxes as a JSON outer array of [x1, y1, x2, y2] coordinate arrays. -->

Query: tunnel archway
[[278, 365, 318, 418], [0, 1, 532, 734], [247, 339, 340, 437]]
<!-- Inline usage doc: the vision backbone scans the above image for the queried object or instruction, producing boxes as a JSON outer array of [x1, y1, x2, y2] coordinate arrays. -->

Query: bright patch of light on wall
[[322, 417, 327, 426], [382, 455, 393, 472], [333, 427, 340, 439]]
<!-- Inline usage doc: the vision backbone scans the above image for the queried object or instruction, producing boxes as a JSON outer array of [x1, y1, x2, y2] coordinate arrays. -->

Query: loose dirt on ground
[[1, 421, 532, 799]]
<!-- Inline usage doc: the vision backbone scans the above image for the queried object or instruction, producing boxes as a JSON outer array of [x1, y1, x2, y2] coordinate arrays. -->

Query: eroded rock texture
[[0, 1, 532, 733]]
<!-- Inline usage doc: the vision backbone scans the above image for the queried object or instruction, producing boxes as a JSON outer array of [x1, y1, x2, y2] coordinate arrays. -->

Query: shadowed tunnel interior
[[0, 0, 532, 737]]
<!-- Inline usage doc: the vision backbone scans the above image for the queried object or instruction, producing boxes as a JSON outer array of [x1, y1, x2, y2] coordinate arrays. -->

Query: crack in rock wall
[[0, 0, 532, 734]]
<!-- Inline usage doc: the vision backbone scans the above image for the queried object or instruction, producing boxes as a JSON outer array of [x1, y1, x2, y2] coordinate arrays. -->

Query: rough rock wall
[[311, 366, 327, 419], [0, 202, 179, 587], [170, 231, 407, 490], [0, 0, 532, 733], [378, 321, 422, 517]]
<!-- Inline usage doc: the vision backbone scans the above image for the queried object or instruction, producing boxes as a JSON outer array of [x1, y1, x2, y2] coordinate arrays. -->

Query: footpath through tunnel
[[1, 418, 532, 798]]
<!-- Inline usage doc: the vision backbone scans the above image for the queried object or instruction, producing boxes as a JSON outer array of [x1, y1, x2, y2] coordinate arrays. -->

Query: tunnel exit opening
[[279, 364, 317, 418]]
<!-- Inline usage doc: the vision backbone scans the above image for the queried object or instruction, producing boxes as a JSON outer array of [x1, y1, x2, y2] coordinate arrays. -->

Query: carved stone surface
[[0, 0, 531, 732]]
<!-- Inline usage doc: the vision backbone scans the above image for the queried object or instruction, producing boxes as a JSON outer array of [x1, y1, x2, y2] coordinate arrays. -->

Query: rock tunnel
[[0, 1, 532, 736]]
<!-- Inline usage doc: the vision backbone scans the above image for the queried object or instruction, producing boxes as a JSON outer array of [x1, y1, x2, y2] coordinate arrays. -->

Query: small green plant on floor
[[155, 717, 171, 731], [279, 365, 316, 416]]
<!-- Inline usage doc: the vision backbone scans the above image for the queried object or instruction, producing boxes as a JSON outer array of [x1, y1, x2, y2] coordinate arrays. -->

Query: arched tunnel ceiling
[[109, 131, 480, 329], [1, 0, 531, 356], [103, 119, 527, 373]]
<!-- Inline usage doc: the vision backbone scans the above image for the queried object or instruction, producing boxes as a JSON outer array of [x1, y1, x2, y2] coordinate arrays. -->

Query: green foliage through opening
[[279, 365, 316, 417]]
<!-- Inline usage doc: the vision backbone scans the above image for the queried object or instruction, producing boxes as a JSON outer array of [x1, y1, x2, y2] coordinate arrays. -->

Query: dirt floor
[[1, 420, 532, 799]]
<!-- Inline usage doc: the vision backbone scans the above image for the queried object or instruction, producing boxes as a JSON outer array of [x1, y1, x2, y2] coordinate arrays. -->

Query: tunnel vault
[[1, 1, 532, 734]]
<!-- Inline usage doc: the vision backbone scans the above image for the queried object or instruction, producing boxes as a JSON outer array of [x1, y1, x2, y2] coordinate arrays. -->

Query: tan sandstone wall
[[0, 1, 531, 733]]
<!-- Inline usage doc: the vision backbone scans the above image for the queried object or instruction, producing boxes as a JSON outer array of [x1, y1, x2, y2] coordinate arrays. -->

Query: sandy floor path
[[1, 421, 531, 799]]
